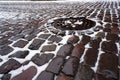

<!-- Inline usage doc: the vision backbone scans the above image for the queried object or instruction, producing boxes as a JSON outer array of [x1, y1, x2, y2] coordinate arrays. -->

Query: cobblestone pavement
[[0, 1, 120, 80]]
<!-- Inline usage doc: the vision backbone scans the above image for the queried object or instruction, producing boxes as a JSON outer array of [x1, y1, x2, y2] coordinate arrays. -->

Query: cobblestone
[[0, 1, 119, 80]]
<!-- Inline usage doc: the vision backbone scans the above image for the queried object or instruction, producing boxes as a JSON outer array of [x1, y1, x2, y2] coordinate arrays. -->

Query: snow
[[65, 0, 119, 2], [0, 0, 119, 79]]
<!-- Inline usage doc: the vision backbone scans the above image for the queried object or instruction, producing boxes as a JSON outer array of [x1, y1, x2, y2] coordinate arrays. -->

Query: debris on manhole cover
[[46, 17, 96, 31]]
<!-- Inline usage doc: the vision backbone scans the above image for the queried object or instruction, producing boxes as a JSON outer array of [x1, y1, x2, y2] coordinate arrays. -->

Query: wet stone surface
[[31, 53, 54, 66]]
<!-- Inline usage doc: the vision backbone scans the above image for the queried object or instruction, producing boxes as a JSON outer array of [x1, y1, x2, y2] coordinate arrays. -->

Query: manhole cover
[[47, 17, 96, 31]]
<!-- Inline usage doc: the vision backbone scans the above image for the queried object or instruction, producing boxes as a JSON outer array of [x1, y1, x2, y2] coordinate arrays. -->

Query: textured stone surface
[[58, 31, 66, 36], [41, 44, 57, 52], [21, 28, 33, 35], [111, 26, 120, 34], [89, 37, 101, 49], [95, 32, 105, 39], [0, 46, 13, 56], [9, 50, 29, 58], [31, 53, 54, 66], [106, 33, 119, 42], [0, 59, 21, 74], [25, 34, 36, 41], [71, 43, 85, 59], [62, 57, 79, 76], [57, 44, 74, 57], [11, 66, 37, 80], [67, 35, 79, 44], [103, 28, 111, 32], [0, 39, 12, 47], [97, 53, 118, 80], [74, 63, 94, 80], [0, 58, 2, 62], [80, 35, 91, 45], [29, 39, 45, 50], [0, 1, 119, 80], [38, 34, 51, 39], [48, 35, 62, 43], [56, 73, 73, 80], [101, 41, 118, 54], [46, 57, 64, 74], [95, 73, 115, 80], [1, 74, 11, 80], [13, 40, 28, 48], [84, 48, 99, 67], [36, 71, 54, 80], [10, 34, 24, 41]]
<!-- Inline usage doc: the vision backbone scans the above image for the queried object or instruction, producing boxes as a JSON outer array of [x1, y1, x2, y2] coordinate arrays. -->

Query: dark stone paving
[[57, 43, 74, 57], [56, 73, 73, 80], [13, 40, 28, 48], [96, 53, 118, 80], [62, 57, 79, 76], [36, 71, 54, 80], [80, 35, 91, 45], [74, 63, 94, 80], [9, 50, 29, 58], [0, 59, 21, 74], [38, 34, 51, 39], [71, 43, 85, 59], [0, 46, 14, 56], [84, 48, 99, 67], [67, 35, 79, 44], [41, 44, 57, 52], [28, 39, 45, 50], [11, 66, 37, 80], [101, 41, 118, 54], [0, 1, 119, 80], [46, 57, 65, 74], [1, 74, 11, 80], [31, 53, 54, 66], [48, 35, 62, 43]]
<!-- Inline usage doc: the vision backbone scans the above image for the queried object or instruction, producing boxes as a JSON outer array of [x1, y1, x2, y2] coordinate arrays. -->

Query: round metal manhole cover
[[47, 17, 96, 31]]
